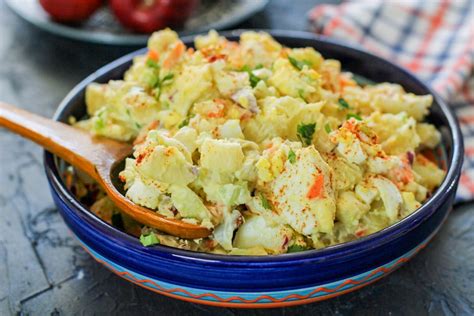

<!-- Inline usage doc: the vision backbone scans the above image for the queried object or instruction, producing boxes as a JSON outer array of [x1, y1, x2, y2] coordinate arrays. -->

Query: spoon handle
[[0, 102, 130, 181], [0, 102, 211, 239]]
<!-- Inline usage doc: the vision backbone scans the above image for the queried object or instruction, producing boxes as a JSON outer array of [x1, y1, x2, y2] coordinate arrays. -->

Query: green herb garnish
[[148, 75, 160, 89], [146, 58, 174, 92], [346, 113, 362, 121], [146, 59, 159, 69], [288, 56, 312, 71], [297, 122, 316, 146], [153, 73, 174, 89], [298, 89, 306, 101], [338, 98, 350, 109], [161, 73, 174, 83], [95, 118, 105, 130], [260, 193, 271, 210], [249, 73, 261, 88], [241, 65, 261, 88], [178, 117, 190, 128], [140, 233, 160, 247], [149, 72, 175, 100], [324, 123, 332, 133], [287, 244, 309, 253], [94, 109, 106, 129], [288, 149, 296, 164]]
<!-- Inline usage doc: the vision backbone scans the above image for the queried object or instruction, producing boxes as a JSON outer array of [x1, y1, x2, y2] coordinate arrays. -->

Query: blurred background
[[0, 0, 472, 315]]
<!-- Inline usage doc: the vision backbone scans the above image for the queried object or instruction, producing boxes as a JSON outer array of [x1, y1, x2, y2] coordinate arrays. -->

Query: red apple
[[39, 0, 103, 23], [109, 0, 199, 33]]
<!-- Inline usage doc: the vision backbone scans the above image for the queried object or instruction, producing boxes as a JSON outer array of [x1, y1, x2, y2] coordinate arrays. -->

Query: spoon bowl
[[0, 101, 211, 239]]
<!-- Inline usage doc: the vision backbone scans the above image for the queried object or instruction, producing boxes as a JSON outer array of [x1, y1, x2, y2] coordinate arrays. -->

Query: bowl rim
[[44, 29, 464, 265]]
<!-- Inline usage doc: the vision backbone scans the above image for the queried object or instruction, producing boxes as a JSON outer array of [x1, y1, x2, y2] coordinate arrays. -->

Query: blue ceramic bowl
[[44, 30, 463, 308]]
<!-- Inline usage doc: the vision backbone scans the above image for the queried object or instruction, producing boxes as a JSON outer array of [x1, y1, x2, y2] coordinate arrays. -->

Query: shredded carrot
[[395, 167, 414, 186], [343, 119, 359, 136], [207, 109, 224, 118], [307, 173, 324, 199], [200, 47, 213, 58], [118, 173, 127, 183], [390, 161, 414, 189], [147, 49, 159, 61], [265, 142, 273, 149], [163, 42, 185, 69], [186, 47, 195, 55], [339, 74, 356, 92], [65, 172, 73, 189], [225, 41, 239, 49], [214, 98, 227, 106], [279, 48, 290, 58], [206, 100, 225, 118], [207, 54, 226, 63]]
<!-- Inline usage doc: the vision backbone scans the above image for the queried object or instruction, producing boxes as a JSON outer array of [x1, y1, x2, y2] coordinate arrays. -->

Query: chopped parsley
[[241, 65, 261, 88], [140, 233, 160, 247], [178, 113, 195, 128], [249, 73, 261, 88], [178, 117, 190, 128], [287, 244, 309, 253], [297, 122, 316, 146], [150, 72, 175, 100], [298, 89, 306, 101], [161, 73, 174, 83], [153, 73, 174, 89], [94, 109, 106, 129], [324, 123, 332, 133], [148, 75, 160, 88], [338, 98, 350, 109], [288, 56, 312, 71], [95, 118, 105, 130], [146, 59, 159, 69], [288, 149, 296, 164], [260, 193, 271, 210], [346, 113, 362, 121], [145, 59, 174, 94]]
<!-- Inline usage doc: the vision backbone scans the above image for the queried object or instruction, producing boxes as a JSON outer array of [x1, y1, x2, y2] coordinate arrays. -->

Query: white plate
[[6, 0, 268, 45]]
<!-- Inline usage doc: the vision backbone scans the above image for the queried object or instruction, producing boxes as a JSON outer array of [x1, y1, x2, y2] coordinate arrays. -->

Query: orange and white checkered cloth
[[309, 0, 474, 201]]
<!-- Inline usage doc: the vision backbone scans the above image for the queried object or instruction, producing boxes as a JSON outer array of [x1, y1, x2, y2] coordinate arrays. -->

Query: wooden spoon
[[0, 102, 211, 239]]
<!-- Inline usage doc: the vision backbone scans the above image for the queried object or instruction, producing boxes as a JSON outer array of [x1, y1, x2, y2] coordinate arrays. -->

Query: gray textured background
[[0, 0, 473, 315]]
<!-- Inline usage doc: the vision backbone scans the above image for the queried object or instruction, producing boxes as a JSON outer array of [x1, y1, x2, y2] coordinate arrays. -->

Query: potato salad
[[72, 29, 445, 255]]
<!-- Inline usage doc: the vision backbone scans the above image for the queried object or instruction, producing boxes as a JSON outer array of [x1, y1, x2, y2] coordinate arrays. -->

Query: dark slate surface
[[0, 0, 472, 315]]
